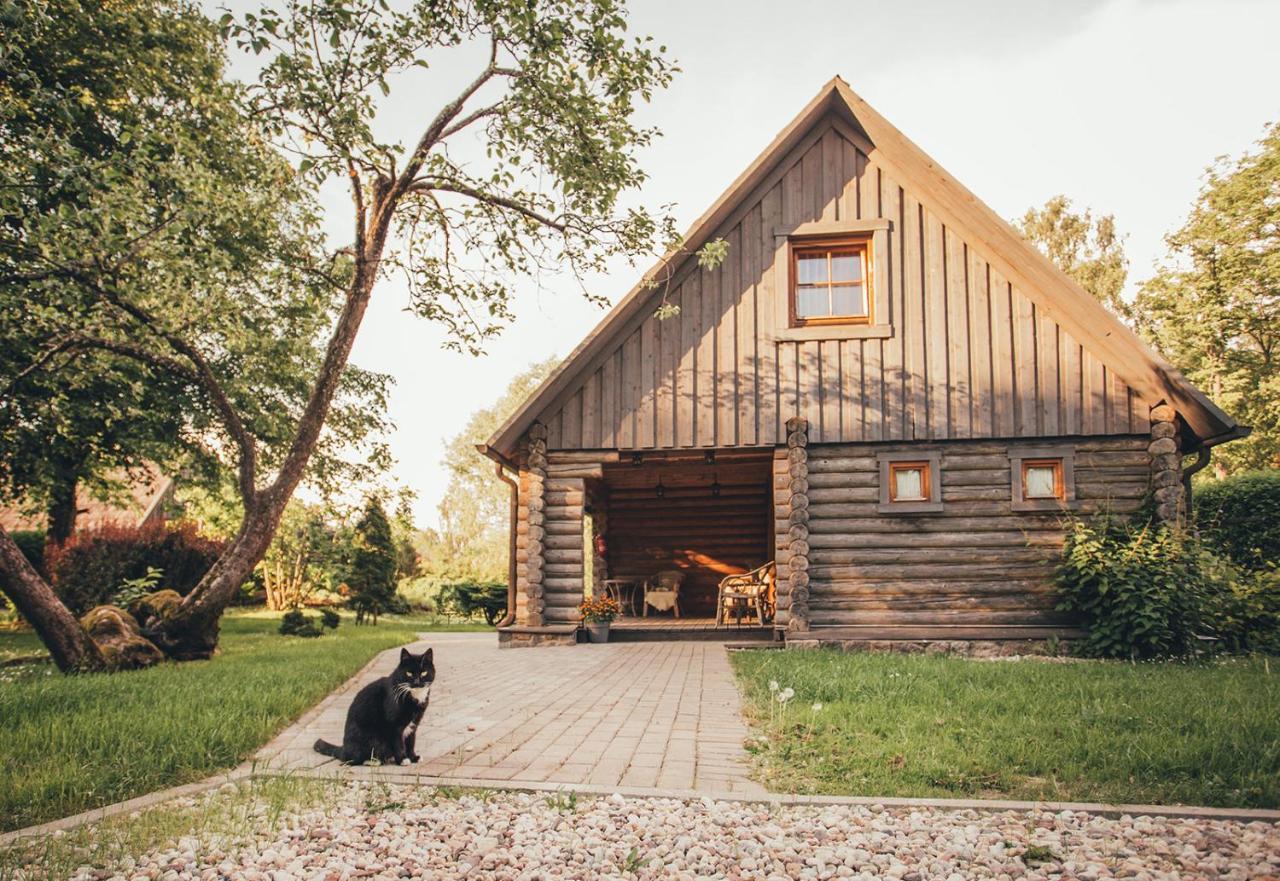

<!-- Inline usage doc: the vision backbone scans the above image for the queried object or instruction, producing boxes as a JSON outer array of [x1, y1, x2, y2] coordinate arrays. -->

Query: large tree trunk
[[47, 474, 79, 545], [0, 527, 104, 672], [149, 230, 387, 659]]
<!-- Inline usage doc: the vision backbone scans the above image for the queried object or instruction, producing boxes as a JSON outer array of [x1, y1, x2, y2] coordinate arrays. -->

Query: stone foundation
[[788, 638, 1074, 658], [497, 626, 579, 648]]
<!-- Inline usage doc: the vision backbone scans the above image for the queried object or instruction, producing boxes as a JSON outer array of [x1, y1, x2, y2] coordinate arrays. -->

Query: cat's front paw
[[400, 758, 411, 766], [407, 754, 420, 763]]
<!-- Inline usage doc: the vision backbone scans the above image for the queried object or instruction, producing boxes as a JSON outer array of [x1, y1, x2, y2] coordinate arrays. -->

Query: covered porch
[[591, 448, 776, 625]]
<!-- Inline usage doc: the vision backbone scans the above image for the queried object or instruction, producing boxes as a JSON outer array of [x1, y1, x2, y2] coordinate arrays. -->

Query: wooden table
[[601, 578, 645, 616]]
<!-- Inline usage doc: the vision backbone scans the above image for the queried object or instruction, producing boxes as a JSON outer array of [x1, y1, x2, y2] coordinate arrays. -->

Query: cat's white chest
[[407, 684, 431, 705]]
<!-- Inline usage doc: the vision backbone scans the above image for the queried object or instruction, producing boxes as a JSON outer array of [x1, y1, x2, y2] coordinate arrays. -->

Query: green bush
[[279, 609, 323, 638], [439, 581, 507, 625], [1211, 565, 1280, 655], [1196, 470, 1280, 570], [1057, 515, 1280, 659], [319, 608, 340, 630], [45, 521, 224, 615]]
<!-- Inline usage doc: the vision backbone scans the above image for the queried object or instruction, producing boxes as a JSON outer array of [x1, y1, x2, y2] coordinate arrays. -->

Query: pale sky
[[223, 0, 1280, 529]]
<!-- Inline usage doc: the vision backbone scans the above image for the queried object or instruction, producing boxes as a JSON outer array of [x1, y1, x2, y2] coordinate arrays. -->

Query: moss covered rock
[[128, 589, 183, 629], [79, 605, 164, 670]]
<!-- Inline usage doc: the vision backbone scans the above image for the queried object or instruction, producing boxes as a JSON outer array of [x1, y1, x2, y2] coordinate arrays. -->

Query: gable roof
[[483, 77, 1243, 461]]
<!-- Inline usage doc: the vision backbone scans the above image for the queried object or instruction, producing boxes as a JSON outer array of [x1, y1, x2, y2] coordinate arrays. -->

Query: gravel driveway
[[63, 782, 1278, 881]]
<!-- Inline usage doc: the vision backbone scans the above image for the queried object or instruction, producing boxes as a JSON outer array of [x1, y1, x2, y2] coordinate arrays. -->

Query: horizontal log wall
[[541, 476, 586, 625], [538, 115, 1151, 452], [776, 436, 1150, 628]]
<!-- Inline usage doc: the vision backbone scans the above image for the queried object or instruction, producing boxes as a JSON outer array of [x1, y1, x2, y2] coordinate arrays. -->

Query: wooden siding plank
[[779, 342, 799, 424], [967, 249, 993, 437], [839, 139, 860, 222], [820, 128, 840, 222], [562, 388, 582, 449], [859, 154, 878, 222], [945, 229, 971, 436], [1084, 350, 1106, 435], [697, 268, 717, 446], [1012, 287, 1038, 436], [676, 278, 696, 448], [802, 134, 823, 222], [881, 173, 906, 439], [601, 350, 618, 449], [1037, 310, 1060, 436], [737, 204, 759, 446], [1111, 371, 1131, 434], [718, 224, 740, 446], [545, 408, 562, 449], [656, 283, 677, 448], [582, 369, 600, 449], [840, 339, 862, 442], [758, 183, 781, 445], [820, 340, 841, 442], [864, 339, 884, 441], [988, 268, 1015, 438], [800, 340, 822, 432], [903, 195, 928, 439], [924, 210, 949, 438], [1061, 331, 1082, 436], [618, 331, 638, 448], [637, 313, 657, 448]]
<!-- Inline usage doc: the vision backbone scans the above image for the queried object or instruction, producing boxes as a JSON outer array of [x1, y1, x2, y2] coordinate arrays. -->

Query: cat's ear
[[423, 647, 433, 665], [400, 648, 413, 665]]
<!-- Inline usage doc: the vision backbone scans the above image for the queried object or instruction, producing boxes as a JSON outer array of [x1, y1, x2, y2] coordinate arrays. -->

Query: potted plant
[[579, 595, 622, 643]]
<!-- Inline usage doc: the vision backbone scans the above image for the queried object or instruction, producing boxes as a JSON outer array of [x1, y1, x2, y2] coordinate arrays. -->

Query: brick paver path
[[257, 633, 765, 797]]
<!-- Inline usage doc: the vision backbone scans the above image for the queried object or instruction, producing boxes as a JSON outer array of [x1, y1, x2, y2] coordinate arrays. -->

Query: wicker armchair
[[716, 562, 776, 626], [643, 569, 684, 617]]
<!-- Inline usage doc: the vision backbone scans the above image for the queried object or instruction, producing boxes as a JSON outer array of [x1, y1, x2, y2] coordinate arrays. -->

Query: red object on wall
[[593, 534, 607, 557]]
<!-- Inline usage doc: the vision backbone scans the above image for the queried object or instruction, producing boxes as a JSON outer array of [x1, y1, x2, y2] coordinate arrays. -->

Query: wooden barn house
[[479, 77, 1246, 649]]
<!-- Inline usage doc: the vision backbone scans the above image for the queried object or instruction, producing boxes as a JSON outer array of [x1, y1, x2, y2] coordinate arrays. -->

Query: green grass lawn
[[0, 610, 490, 832], [730, 649, 1280, 809]]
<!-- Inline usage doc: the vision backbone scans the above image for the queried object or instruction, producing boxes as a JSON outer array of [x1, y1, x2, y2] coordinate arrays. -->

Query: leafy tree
[[1016, 195, 1129, 315], [345, 498, 397, 625], [259, 500, 342, 610], [0, 0, 675, 670], [1133, 122, 1280, 473], [430, 356, 560, 584]]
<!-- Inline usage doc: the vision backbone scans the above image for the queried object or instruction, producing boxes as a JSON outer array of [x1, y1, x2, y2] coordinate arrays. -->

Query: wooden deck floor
[[609, 616, 774, 642]]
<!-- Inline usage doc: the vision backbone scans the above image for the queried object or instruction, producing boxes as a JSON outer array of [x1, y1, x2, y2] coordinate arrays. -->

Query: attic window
[[790, 236, 871, 326]]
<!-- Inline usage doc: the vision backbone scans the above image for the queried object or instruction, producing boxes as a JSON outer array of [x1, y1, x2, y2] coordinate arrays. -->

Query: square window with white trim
[[1009, 447, 1076, 511], [877, 452, 943, 514]]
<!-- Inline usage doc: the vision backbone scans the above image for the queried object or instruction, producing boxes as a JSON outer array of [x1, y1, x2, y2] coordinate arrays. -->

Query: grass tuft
[[0, 774, 341, 881], [0, 610, 488, 832], [730, 649, 1280, 808]]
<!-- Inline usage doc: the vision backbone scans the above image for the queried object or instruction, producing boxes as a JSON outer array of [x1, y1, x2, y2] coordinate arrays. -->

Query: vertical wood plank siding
[[537, 118, 1150, 450]]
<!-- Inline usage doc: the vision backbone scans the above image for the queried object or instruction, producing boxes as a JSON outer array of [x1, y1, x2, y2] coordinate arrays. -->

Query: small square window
[[877, 452, 943, 514], [1009, 446, 1076, 512], [889, 462, 929, 502], [1022, 460, 1063, 500]]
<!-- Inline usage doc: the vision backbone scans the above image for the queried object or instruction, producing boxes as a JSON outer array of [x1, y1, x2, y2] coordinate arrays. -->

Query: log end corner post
[[1148, 403, 1185, 527], [784, 416, 811, 634], [524, 422, 549, 627]]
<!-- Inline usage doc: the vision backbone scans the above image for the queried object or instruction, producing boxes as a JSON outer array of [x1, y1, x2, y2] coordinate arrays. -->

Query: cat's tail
[[313, 738, 344, 759]]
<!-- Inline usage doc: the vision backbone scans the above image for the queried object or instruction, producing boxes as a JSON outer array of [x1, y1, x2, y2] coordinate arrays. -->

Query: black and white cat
[[314, 647, 434, 765]]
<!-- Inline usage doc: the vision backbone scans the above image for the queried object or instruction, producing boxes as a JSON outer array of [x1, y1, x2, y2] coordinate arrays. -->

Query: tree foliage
[[345, 497, 397, 624], [423, 356, 560, 583], [0, 0, 676, 670], [1016, 194, 1129, 315], [1134, 122, 1280, 473]]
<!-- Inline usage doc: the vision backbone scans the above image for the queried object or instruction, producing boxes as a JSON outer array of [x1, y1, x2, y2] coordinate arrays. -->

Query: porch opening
[[592, 448, 775, 625]]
